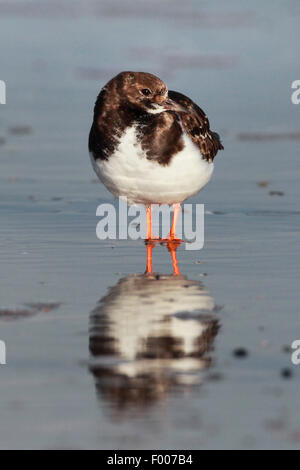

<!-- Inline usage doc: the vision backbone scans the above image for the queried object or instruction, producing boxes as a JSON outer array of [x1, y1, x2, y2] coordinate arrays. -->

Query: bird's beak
[[163, 98, 187, 113]]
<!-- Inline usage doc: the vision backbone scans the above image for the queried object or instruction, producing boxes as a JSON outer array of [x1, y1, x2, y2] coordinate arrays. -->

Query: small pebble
[[281, 368, 293, 379], [233, 348, 248, 358], [269, 190, 285, 196], [8, 126, 33, 135], [208, 372, 224, 381], [256, 181, 269, 188]]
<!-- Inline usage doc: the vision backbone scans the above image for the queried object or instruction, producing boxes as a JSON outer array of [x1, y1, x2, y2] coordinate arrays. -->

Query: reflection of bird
[[89, 244, 220, 411], [89, 71, 223, 240]]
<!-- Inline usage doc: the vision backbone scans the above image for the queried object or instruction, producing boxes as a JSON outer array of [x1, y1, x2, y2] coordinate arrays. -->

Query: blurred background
[[0, 0, 300, 450]]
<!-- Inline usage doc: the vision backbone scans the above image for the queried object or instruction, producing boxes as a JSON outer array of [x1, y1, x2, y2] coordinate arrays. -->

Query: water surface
[[0, 0, 300, 450]]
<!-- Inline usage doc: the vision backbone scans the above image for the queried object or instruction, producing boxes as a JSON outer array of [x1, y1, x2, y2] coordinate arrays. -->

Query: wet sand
[[0, 0, 300, 450]]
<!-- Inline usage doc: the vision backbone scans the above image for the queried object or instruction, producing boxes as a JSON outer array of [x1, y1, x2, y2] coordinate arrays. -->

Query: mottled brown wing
[[168, 90, 223, 162]]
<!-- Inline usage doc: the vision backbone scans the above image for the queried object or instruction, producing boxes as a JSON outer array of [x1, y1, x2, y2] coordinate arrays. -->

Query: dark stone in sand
[[256, 181, 269, 188], [233, 347, 248, 358], [269, 191, 285, 196], [281, 368, 293, 379], [8, 126, 33, 135], [0, 308, 33, 320], [208, 372, 224, 381], [0, 302, 61, 321], [24, 302, 61, 311]]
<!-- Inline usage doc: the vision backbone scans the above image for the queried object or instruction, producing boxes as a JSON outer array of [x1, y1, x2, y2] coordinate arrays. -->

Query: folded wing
[[168, 90, 223, 162]]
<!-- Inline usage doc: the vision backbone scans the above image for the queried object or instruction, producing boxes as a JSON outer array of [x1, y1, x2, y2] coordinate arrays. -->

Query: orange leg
[[146, 205, 152, 240], [170, 203, 181, 239], [167, 240, 181, 276], [146, 205, 160, 241], [161, 203, 182, 243], [145, 242, 154, 274]]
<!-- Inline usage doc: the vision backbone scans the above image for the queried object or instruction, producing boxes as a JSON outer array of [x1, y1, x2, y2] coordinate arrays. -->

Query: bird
[[89, 71, 223, 241]]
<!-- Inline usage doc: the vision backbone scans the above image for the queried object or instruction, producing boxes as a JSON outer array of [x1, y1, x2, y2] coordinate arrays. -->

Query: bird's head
[[106, 71, 186, 115]]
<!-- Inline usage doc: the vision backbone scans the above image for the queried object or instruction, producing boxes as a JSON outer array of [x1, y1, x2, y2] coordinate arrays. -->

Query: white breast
[[91, 125, 214, 205]]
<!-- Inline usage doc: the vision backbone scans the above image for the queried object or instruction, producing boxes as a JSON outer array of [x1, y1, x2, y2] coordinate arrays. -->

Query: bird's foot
[[145, 236, 161, 245], [160, 235, 185, 246]]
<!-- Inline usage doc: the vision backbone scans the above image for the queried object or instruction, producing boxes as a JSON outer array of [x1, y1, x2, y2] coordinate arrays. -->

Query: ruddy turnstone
[[89, 71, 223, 240]]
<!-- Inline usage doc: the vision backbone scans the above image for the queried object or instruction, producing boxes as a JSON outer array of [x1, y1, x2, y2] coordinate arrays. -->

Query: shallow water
[[0, 0, 300, 450]]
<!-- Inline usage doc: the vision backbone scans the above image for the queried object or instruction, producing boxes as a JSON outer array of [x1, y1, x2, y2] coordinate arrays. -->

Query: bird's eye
[[140, 88, 151, 96]]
